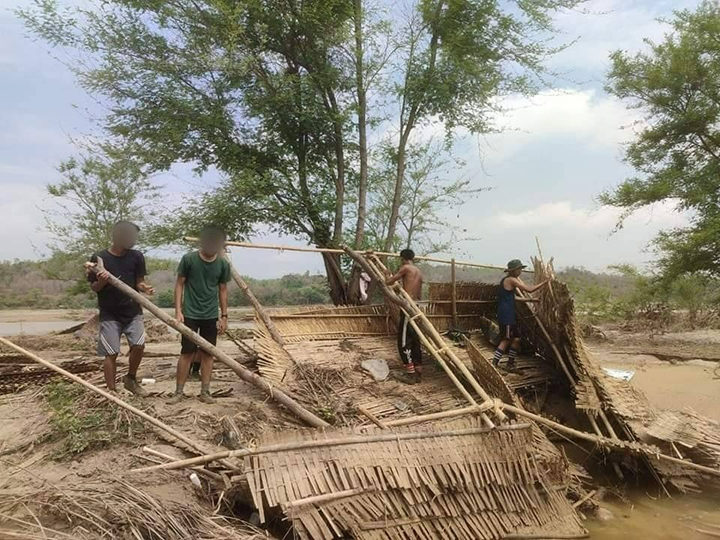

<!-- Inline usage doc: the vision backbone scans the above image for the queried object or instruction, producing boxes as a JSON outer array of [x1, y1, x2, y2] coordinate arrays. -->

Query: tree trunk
[[322, 251, 348, 305], [353, 0, 368, 250], [382, 0, 445, 253], [346, 0, 369, 306]]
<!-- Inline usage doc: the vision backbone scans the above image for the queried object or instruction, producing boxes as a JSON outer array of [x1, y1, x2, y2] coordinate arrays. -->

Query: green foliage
[[155, 289, 175, 308], [45, 381, 144, 458], [18, 0, 585, 301], [360, 140, 486, 254], [604, 0, 720, 279], [43, 152, 159, 258], [229, 272, 329, 306]]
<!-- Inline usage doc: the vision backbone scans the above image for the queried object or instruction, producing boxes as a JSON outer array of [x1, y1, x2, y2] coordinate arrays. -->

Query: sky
[[0, 0, 700, 278]]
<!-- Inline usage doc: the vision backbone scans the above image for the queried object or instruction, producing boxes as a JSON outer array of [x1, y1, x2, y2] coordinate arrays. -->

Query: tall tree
[[382, 0, 585, 251], [604, 1, 720, 280], [20, 0, 355, 303], [365, 140, 483, 255]]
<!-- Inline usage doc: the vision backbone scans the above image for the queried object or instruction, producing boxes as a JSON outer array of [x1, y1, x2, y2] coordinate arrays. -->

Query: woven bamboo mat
[[244, 417, 586, 540]]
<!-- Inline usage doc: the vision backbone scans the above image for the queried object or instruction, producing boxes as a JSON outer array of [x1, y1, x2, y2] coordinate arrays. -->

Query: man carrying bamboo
[[493, 259, 549, 371], [385, 248, 424, 384], [88, 221, 155, 396], [168, 226, 231, 404]]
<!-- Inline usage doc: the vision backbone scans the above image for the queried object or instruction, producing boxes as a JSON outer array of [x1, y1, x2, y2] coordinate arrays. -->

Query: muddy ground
[[0, 310, 719, 539]]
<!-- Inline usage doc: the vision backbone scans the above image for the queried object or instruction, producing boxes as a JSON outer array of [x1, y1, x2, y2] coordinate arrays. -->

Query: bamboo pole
[[357, 405, 388, 429], [451, 258, 458, 329], [84, 261, 329, 429], [184, 237, 532, 273], [516, 288, 576, 387], [349, 253, 481, 414], [132, 424, 530, 473], [381, 403, 494, 428], [0, 336, 219, 459], [358, 249, 507, 425], [223, 252, 284, 345], [499, 402, 720, 479]]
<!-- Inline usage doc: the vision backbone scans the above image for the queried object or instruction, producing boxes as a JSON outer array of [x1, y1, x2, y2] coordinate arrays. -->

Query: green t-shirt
[[178, 251, 232, 320]]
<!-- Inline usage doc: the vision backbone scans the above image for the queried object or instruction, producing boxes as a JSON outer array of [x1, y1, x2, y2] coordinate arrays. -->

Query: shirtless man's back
[[385, 248, 424, 384]]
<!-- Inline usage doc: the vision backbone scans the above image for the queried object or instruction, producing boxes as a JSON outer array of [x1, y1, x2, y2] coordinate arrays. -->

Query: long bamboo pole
[[516, 288, 576, 387], [345, 252, 481, 413], [184, 237, 531, 273], [132, 423, 530, 473], [84, 261, 329, 429], [359, 250, 507, 424], [451, 258, 458, 329], [0, 337, 217, 459], [223, 253, 285, 345]]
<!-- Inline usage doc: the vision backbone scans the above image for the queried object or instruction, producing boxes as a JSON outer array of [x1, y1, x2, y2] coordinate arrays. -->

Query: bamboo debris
[[0, 336, 217, 460], [132, 423, 530, 473], [347, 246, 505, 426], [84, 260, 329, 429], [184, 236, 533, 273], [243, 417, 586, 540]]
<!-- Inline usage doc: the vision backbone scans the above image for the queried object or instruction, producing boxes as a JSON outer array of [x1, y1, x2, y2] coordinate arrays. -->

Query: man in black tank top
[[492, 259, 549, 371]]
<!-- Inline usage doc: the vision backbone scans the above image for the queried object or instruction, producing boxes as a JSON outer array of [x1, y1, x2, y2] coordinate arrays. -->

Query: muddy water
[[0, 320, 85, 336], [587, 492, 720, 539]]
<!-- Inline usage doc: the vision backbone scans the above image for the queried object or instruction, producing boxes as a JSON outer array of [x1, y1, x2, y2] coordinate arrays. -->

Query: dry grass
[[0, 480, 270, 540]]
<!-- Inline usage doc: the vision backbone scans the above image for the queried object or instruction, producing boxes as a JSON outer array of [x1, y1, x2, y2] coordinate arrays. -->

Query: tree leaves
[[605, 0, 720, 278]]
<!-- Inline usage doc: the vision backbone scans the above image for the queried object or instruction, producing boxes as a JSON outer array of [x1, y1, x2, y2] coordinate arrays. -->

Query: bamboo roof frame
[[184, 236, 534, 273]]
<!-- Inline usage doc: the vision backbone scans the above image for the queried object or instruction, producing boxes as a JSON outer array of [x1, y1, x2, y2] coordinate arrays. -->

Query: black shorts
[[499, 323, 520, 340], [181, 318, 218, 354]]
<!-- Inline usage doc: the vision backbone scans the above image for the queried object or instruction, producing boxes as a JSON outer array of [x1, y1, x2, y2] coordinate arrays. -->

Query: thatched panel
[[245, 417, 586, 540]]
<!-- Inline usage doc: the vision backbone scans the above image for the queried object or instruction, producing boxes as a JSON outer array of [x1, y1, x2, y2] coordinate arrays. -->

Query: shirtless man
[[385, 248, 424, 384]]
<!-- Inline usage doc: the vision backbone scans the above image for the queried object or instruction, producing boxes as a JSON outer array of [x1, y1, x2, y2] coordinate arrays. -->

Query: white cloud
[[493, 200, 686, 231], [479, 89, 640, 162]]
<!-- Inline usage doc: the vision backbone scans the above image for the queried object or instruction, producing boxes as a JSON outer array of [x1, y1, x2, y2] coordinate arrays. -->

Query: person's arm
[[511, 277, 550, 294], [174, 276, 186, 323], [134, 253, 154, 294], [218, 282, 229, 334], [385, 266, 407, 286]]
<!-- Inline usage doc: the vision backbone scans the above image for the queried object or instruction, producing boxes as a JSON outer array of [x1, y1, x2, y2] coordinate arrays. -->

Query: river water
[[587, 491, 720, 539]]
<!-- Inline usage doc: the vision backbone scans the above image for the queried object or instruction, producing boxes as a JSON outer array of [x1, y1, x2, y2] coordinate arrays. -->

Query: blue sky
[[0, 0, 699, 278]]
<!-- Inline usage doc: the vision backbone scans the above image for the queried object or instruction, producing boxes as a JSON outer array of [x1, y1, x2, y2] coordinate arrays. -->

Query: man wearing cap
[[493, 259, 549, 371]]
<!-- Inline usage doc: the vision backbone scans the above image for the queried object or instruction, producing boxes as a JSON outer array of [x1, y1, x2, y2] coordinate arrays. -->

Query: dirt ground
[[1, 311, 719, 539]]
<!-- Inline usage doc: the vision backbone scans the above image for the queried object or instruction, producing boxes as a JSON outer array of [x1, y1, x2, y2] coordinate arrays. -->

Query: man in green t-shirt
[[168, 226, 231, 404]]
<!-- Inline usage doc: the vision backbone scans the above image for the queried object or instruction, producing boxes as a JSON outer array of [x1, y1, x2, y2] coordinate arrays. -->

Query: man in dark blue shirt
[[493, 259, 549, 371]]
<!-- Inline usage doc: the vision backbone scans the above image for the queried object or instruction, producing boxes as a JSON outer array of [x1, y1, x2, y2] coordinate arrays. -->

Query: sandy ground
[[1, 310, 719, 539]]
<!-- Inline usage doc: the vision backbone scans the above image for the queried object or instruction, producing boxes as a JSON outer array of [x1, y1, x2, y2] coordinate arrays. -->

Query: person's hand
[[97, 270, 110, 283], [176, 311, 184, 324], [139, 282, 155, 295], [218, 316, 228, 335]]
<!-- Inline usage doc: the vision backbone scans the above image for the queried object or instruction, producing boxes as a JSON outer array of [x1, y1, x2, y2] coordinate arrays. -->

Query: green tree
[[604, 0, 720, 279], [382, 0, 586, 252], [44, 152, 158, 258], [19, 0, 583, 304]]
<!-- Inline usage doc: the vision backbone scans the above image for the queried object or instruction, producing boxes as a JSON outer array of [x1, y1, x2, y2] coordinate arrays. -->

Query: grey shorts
[[97, 315, 145, 357]]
